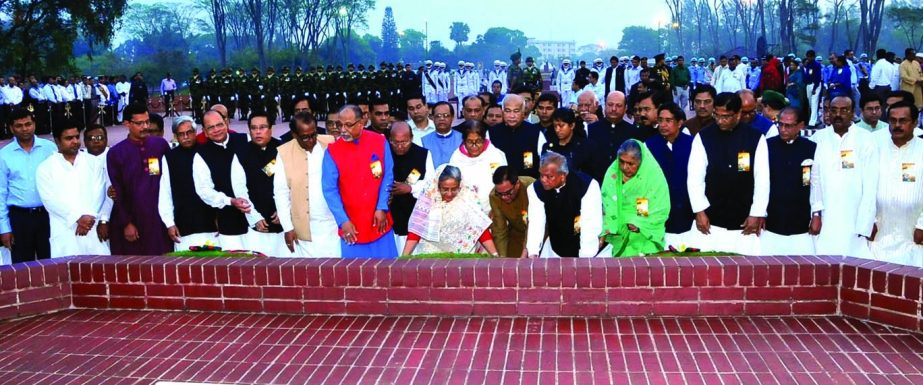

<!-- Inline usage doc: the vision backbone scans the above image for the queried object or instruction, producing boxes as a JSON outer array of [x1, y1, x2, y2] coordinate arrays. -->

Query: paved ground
[[0, 310, 921, 384]]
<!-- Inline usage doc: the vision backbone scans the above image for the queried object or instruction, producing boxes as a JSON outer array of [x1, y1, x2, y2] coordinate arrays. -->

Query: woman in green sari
[[600, 139, 670, 256]]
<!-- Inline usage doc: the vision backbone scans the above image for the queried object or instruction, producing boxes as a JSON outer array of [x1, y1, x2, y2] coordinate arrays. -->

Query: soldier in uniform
[[279, 66, 294, 121], [263, 66, 279, 122], [189, 68, 206, 123], [217, 68, 236, 119], [522, 57, 543, 91], [206, 69, 220, 110], [313, 66, 328, 120], [236, 67, 251, 121], [507, 52, 523, 92]]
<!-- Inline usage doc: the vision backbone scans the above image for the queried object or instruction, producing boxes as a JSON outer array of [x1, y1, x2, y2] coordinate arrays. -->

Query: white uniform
[[115, 81, 130, 121], [624, 66, 641, 95], [810, 125, 878, 258], [870, 136, 923, 267], [554, 67, 575, 107], [273, 142, 341, 258], [525, 179, 604, 258], [489, 69, 508, 93], [36, 152, 111, 258]]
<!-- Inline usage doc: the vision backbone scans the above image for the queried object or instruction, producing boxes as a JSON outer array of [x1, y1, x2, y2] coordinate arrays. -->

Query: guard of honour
[[1, 47, 922, 268]]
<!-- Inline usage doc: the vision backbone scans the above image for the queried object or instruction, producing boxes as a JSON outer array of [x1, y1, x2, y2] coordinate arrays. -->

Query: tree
[[857, 0, 886, 54], [887, 1, 923, 50], [0, 0, 128, 75], [380, 6, 399, 62], [400, 29, 427, 63], [618, 26, 660, 56], [197, 0, 228, 67], [450, 22, 470, 47]]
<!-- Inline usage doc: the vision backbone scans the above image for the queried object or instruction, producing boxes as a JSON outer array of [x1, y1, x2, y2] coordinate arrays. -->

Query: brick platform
[[1, 255, 921, 332], [1, 310, 921, 385]]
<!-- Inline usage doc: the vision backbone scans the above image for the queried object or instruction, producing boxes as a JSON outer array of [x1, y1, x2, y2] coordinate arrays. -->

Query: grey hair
[[502, 93, 526, 110], [172, 115, 197, 134], [617, 140, 643, 161], [540, 151, 569, 175], [338, 104, 363, 120], [438, 165, 462, 184]]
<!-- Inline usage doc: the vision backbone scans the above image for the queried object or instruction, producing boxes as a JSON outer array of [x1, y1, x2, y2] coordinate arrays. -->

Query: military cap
[[510, 51, 521, 61]]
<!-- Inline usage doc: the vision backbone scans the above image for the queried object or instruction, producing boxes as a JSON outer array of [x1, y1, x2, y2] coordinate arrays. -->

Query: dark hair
[[459, 119, 487, 139], [859, 93, 882, 109], [432, 101, 455, 116], [492, 165, 519, 185], [691, 84, 717, 100], [587, 71, 599, 80], [149, 113, 164, 131], [491, 80, 502, 87], [370, 96, 389, 109], [806, 50, 816, 57], [248, 109, 272, 127], [887, 90, 915, 106], [122, 103, 148, 122], [609, 55, 618, 62], [779, 106, 805, 124], [636, 90, 667, 108], [830, 95, 856, 111], [7, 108, 33, 125], [292, 95, 312, 111], [511, 86, 532, 95], [676, 55, 684, 60], [406, 93, 426, 106], [714, 92, 743, 112], [888, 101, 920, 123], [906, 48, 916, 58], [83, 124, 107, 140], [876, 49, 887, 60], [289, 111, 316, 132], [551, 108, 577, 125], [536, 92, 559, 106], [657, 102, 686, 122], [52, 120, 79, 139]]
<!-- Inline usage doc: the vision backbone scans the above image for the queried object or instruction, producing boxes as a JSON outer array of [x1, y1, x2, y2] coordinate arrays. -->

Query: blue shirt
[[802, 61, 822, 85], [0, 137, 56, 233], [421, 129, 462, 168], [321, 136, 394, 227]]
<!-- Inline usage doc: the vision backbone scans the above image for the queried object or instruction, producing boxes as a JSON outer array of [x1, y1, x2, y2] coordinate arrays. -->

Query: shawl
[[407, 164, 493, 254]]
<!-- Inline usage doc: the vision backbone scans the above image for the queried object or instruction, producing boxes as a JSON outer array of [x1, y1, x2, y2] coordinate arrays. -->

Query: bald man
[[738, 89, 775, 135], [388, 121, 435, 252]]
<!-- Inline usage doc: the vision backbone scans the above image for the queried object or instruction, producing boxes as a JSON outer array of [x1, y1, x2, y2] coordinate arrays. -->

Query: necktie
[[73, 85, 78, 99], [51, 86, 58, 102]]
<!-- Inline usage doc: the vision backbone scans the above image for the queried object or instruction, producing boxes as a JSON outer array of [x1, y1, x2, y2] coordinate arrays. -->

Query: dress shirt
[[525, 179, 603, 258], [161, 78, 177, 94], [408, 119, 436, 146], [0, 137, 56, 233], [273, 142, 336, 233], [687, 131, 770, 217], [191, 136, 260, 226]]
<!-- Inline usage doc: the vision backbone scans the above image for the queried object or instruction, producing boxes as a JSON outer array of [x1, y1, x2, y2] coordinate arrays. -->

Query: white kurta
[[273, 142, 341, 258], [870, 137, 923, 267], [448, 144, 508, 214], [192, 138, 259, 250], [686, 131, 770, 255], [36, 152, 110, 258], [810, 125, 878, 258], [157, 154, 219, 252], [525, 179, 604, 258]]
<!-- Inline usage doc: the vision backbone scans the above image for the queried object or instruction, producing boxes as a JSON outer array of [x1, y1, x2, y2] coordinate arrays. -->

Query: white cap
[[494, 60, 501, 66], [458, 60, 465, 66], [425, 60, 433, 65], [741, 56, 749, 62], [500, 61, 507, 67], [916, 53, 923, 59], [620, 56, 629, 61], [465, 62, 474, 67], [594, 58, 603, 63], [562, 59, 571, 65]]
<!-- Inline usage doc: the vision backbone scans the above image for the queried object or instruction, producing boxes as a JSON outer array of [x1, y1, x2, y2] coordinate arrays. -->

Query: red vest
[[327, 130, 393, 243]]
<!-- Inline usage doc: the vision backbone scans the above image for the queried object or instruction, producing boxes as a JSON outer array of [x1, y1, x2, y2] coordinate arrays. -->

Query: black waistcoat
[[488, 122, 542, 178], [196, 133, 249, 235], [390, 144, 429, 235], [700, 122, 762, 229], [165, 145, 217, 236], [766, 136, 816, 235], [533, 172, 592, 257], [240, 138, 283, 233]]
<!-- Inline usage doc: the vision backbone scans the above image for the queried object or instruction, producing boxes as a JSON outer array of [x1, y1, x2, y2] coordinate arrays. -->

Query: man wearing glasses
[[388, 121, 434, 253], [421, 101, 462, 168], [82, 124, 113, 245], [322, 104, 398, 258], [106, 103, 173, 255], [687, 92, 769, 255], [489, 166, 533, 258]]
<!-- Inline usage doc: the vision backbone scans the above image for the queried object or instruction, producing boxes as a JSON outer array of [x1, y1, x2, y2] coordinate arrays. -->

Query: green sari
[[600, 139, 670, 256]]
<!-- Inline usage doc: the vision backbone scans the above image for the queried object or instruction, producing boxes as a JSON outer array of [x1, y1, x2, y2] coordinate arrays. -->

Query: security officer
[[522, 56, 542, 91], [279, 66, 294, 121], [218, 68, 236, 119], [507, 52, 523, 92], [188, 68, 206, 123], [263, 66, 279, 122]]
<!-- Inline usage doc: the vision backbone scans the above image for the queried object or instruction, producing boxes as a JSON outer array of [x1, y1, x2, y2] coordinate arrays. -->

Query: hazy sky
[[126, 0, 672, 49], [365, 0, 672, 49]]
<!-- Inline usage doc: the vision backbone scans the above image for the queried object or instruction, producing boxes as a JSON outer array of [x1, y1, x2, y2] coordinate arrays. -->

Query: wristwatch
[[99, 220, 108, 225]]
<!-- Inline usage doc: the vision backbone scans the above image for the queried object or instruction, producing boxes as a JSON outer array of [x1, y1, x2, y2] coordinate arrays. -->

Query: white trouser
[[684, 223, 761, 255], [673, 86, 689, 110], [759, 231, 815, 256], [289, 218, 342, 258], [246, 231, 291, 257], [218, 232, 249, 251], [0, 247, 9, 265], [806, 83, 820, 126]]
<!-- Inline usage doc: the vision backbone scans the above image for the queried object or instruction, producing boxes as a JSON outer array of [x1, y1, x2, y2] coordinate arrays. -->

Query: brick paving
[[1, 310, 921, 385]]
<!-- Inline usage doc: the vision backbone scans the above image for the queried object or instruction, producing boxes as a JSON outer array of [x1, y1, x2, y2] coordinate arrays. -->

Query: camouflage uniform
[[189, 69, 206, 123]]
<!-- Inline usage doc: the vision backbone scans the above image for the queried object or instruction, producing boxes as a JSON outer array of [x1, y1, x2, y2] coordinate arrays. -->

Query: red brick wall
[[1, 255, 921, 333], [0, 259, 71, 320]]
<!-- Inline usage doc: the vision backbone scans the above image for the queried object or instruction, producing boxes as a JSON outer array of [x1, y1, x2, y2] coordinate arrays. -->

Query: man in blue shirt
[[0, 108, 56, 263]]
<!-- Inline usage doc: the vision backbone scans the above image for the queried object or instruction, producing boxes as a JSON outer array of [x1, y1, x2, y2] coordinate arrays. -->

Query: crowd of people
[[1, 46, 922, 268]]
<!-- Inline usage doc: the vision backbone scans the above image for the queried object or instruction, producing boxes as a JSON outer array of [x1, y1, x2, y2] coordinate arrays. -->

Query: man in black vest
[[687, 92, 769, 255], [192, 110, 257, 250], [585, 91, 646, 183], [631, 90, 666, 140], [387, 121, 435, 252], [238, 111, 287, 256], [487, 94, 545, 178], [604, 56, 626, 97], [761, 107, 820, 255], [525, 151, 602, 257], [158, 115, 218, 251]]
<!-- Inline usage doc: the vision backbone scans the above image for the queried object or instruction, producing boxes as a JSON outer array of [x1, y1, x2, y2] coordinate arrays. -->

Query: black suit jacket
[[604, 66, 627, 97]]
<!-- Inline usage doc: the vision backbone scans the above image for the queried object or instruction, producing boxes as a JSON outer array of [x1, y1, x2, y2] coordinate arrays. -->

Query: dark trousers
[[8, 206, 50, 264], [164, 90, 176, 116]]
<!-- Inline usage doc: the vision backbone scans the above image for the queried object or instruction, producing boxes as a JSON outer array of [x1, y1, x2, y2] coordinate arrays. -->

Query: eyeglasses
[[494, 187, 516, 198], [87, 135, 105, 141], [464, 139, 485, 146], [204, 121, 226, 131], [433, 113, 452, 119], [334, 120, 359, 129], [826, 107, 852, 115], [129, 119, 151, 126], [656, 117, 678, 124], [389, 139, 411, 147], [778, 122, 803, 130], [714, 113, 738, 121]]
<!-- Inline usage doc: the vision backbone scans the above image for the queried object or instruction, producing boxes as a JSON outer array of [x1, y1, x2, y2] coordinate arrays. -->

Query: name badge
[[147, 157, 161, 176], [490, 162, 500, 171], [406, 168, 421, 184], [801, 159, 813, 186], [523, 151, 534, 169], [903, 163, 916, 182], [262, 159, 276, 177], [521, 209, 529, 224], [737, 152, 751, 172], [370, 159, 383, 179], [636, 197, 649, 217], [840, 150, 855, 169], [573, 215, 581, 235]]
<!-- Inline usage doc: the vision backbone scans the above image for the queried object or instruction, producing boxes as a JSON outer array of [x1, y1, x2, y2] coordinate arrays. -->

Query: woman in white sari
[[448, 119, 507, 213], [401, 164, 500, 256]]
